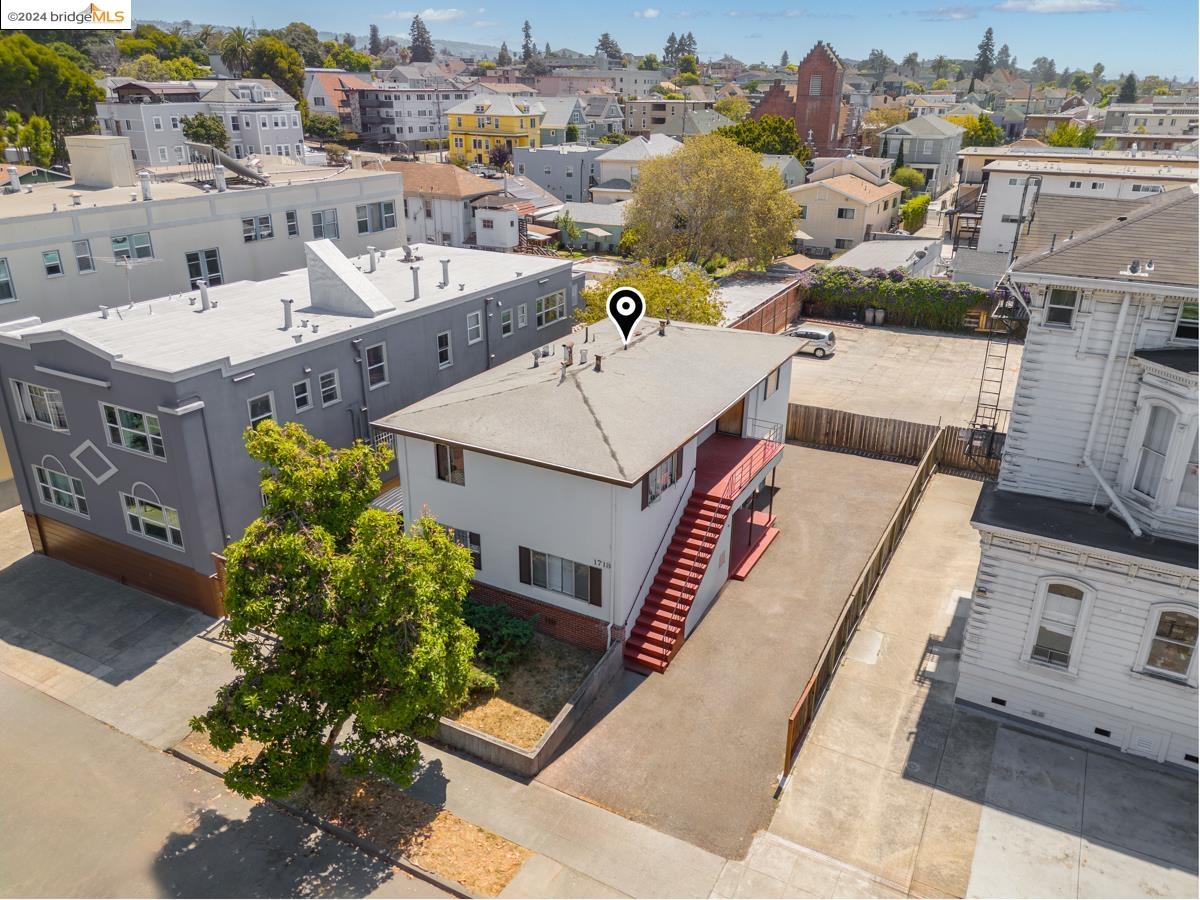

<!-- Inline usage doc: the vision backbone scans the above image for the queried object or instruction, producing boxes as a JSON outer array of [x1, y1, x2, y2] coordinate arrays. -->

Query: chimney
[[594, 354, 603, 372], [281, 298, 294, 330], [212, 163, 228, 192], [440, 258, 450, 287], [411, 266, 421, 301], [367, 246, 378, 273], [138, 170, 152, 201], [5, 166, 19, 193], [197, 279, 211, 311], [562, 341, 574, 365]]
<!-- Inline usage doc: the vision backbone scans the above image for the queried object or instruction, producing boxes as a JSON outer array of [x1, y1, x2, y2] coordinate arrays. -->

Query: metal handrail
[[623, 466, 697, 635]]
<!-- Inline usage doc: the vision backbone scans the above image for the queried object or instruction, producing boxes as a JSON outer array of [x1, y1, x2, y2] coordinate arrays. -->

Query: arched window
[[1024, 577, 1094, 674], [1140, 606, 1198, 684], [120, 482, 184, 550], [32, 455, 88, 517], [1133, 404, 1177, 499]]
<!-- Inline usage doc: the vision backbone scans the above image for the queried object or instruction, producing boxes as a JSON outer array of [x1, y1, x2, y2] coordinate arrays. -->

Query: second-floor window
[[500, 308, 513, 336], [1139, 607, 1198, 683], [437, 331, 453, 368], [319, 371, 340, 406], [836, 207, 855, 219], [1174, 301, 1198, 342], [248, 393, 275, 427], [366, 343, 388, 388], [535, 291, 565, 329], [0, 258, 14, 301], [1030, 582, 1086, 669], [112, 232, 153, 260], [643, 449, 683, 508], [285, 210, 299, 237], [12, 380, 67, 431], [34, 463, 88, 516], [356, 201, 397, 234], [435, 443, 465, 485], [1133, 405, 1175, 499], [466, 311, 483, 344], [242, 215, 274, 242], [103, 403, 165, 458], [42, 250, 63, 278], [73, 240, 94, 274], [312, 209, 339, 240], [1045, 288, 1078, 327]]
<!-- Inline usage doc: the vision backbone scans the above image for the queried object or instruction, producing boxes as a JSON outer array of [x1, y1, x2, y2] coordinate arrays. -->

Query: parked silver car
[[787, 324, 837, 358]]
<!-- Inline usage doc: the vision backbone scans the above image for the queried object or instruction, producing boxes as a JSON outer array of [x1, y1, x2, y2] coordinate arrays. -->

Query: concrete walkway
[[758, 474, 1198, 899]]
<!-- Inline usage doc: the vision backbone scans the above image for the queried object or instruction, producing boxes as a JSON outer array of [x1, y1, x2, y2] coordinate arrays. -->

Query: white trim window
[[521, 547, 600, 606], [1174, 300, 1198, 343], [33, 462, 88, 517], [435, 442, 465, 485], [535, 291, 565, 329], [185, 249, 222, 287], [285, 209, 299, 238], [157, 146, 169, 162], [42, 250, 64, 278], [73, 240, 95, 274], [1138, 605, 1198, 684], [319, 370, 340, 406], [312, 208, 340, 240], [1026, 579, 1091, 672], [517, 303, 528, 328], [242, 215, 274, 242], [102, 403, 165, 458], [1045, 288, 1078, 327], [500, 308, 513, 336], [122, 487, 184, 549], [112, 232, 153, 260], [366, 343, 388, 388], [436, 331, 453, 369], [11, 380, 68, 430], [356, 201, 397, 234], [0, 258, 14, 301], [466, 310, 483, 344], [1133, 405, 1175, 499], [152, 116, 163, 131], [293, 378, 312, 412], [248, 392, 275, 427]]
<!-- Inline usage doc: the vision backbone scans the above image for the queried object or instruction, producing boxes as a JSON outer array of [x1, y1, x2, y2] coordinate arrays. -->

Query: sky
[[137, 0, 1198, 79]]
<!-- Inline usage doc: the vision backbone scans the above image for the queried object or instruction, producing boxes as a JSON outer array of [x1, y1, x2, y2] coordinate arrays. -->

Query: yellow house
[[447, 95, 545, 165]]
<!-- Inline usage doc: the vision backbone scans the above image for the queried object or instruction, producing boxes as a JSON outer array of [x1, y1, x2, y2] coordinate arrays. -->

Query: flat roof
[[973, 482, 1196, 570], [960, 145, 1197, 162], [374, 321, 802, 485], [0, 242, 570, 379], [983, 159, 1196, 178], [831, 238, 940, 272], [717, 271, 803, 325]]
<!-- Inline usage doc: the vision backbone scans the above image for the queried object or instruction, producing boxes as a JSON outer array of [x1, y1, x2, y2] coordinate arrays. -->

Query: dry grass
[[178, 729, 265, 770], [451, 632, 601, 749]]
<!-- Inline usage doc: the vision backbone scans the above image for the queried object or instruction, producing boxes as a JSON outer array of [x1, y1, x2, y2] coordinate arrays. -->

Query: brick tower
[[792, 41, 845, 155]]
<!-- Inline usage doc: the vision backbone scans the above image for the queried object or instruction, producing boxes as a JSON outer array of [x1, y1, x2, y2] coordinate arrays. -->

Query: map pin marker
[[606, 287, 645, 346]]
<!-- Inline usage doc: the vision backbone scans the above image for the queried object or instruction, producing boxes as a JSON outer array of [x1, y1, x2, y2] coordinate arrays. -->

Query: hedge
[[798, 266, 989, 332]]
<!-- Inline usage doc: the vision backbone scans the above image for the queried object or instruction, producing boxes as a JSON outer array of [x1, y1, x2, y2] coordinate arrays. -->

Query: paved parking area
[[789, 325, 1023, 426], [537, 445, 916, 858], [0, 507, 233, 749], [750, 475, 1198, 899]]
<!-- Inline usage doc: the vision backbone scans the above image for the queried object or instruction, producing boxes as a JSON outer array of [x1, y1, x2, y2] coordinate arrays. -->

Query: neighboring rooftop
[[959, 144, 1198, 163], [984, 159, 1197, 180], [880, 115, 964, 138], [716, 270, 805, 326], [831, 237, 941, 273], [374, 322, 802, 484], [446, 94, 545, 117], [537, 97, 584, 128], [595, 133, 682, 163], [377, 160, 498, 199], [790, 173, 904, 204], [1013, 194, 1152, 258], [536, 201, 626, 227]]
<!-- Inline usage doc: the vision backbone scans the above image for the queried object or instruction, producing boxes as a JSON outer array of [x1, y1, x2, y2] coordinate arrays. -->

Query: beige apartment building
[[787, 174, 904, 255]]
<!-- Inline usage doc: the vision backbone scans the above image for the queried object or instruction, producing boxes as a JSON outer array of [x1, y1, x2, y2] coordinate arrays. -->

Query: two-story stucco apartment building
[[375, 322, 799, 671], [787, 175, 904, 255], [877, 114, 964, 198], [0, 241, 581, 615], [958, 185, 1198, 770]]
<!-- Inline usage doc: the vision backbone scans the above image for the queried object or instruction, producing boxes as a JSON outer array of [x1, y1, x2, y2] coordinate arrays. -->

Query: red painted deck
[[696, 434, 785, 498], [729, 510, 779, 581]]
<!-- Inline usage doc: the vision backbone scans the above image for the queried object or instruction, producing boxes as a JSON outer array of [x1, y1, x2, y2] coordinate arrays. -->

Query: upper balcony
[[696, 418, 784, 501]]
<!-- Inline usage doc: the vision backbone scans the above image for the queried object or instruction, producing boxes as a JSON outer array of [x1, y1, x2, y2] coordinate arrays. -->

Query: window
[[436, 331, 453, 368], [174, 145, 186, 162], [0, 258, 14, 301], [1132, 183, 1163, 193], [1133, 405, 1175, 499], [1091, 182, 1104, 190], [446, 526, 481, 568], [520, 546, 601, 606], [518, 304, 528, 328], [112, 232, 153, 260], [1141, 608, 1198, 682], [1030, 582, 1085, 668], [157, 146, 169, 162], [466, 311, 483, 344], [643, 449, 683, 508], [435, 443, 465, 485], [102, 404, 165, 458], [835, 238, 854, 250], [763, 365, 782, 399], [285, 210, 299, 237], [185, 249, 222, 287], [34, 464, 88, 516], [535, 291, 565, 328], [1180, 436, 1198, 511], [170, 116, 180, 130], [293, 379, 312, 412], [260, 116, 269, 129], [42, 250, 63, 277], [153, 116, 163, 131], [481, 218, 494, 230], [798, 204, 807, 220], [73, 240, 94, 274], [242, 215, 274, 242], [122, 491, 184, 549], [356, 201, 397, 234], [836, 207, 855, 219], [1174, 301, 1198, 342], [366, 343, 388, 388], [231, 116, 240, 131], [1069, 180, 1082, 189], [423, 199, 433, 219], [1045, 288, 1078, 327], [11, 380, 68, 430], [500, 308, 513, 336], [312, 209, 339, 240], [808, 74, 822, 96], [247, 392, 275, 427], [319, 370, 340, 406]]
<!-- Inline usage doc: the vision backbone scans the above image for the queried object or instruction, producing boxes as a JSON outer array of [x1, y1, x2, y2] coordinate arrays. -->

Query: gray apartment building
[[513, 145, 606, 202], [877, 115, 964, 198], [0, 240, 582, 614]]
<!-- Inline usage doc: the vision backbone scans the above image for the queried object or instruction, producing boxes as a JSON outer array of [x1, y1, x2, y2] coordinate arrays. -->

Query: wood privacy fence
[[728, 281, 806, 333], [781, 414, 1002, 777]]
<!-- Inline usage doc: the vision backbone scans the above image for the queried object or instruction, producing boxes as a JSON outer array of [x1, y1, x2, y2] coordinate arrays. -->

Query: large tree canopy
[[716, 114, 810, 159], [248, 37, 305, 106], [577, 263, 725, 326], [0, 33, 102, 160]]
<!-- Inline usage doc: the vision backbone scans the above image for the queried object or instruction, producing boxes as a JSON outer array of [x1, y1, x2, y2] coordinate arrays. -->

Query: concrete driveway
[[537, 445, 917, 858], [0, 507, 233, 749], [789, 325, 1023, 427]]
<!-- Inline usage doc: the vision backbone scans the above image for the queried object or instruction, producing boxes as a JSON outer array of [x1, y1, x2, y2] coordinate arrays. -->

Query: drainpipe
[[1080, 290, 1143, 537], [351, 337, 370, 440], [197, 405, 230, 542]]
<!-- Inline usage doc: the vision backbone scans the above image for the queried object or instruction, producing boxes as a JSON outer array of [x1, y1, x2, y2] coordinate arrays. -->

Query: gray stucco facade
[[513, 145, 606, 203], [878, 116, 964, 198]]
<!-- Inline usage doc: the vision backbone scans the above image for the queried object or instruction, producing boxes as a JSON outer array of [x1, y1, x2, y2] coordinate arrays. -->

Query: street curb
[[167, 745, 474, 899]]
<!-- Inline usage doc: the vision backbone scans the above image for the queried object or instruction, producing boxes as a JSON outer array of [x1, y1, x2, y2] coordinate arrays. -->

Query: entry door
[[717, 397, 745, 436]]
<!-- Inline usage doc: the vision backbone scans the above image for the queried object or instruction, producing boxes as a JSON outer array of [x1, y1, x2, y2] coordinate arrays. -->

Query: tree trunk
[[309, 715, 350, 790]]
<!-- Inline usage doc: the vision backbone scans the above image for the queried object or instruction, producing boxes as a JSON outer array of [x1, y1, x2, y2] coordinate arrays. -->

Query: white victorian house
[[958, 184, 1199, 770]]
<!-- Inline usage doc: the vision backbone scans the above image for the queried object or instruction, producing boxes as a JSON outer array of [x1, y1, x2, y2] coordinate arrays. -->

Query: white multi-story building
[[958, 185, 1198, 770], [96, 78, 305, 165], [355, 82, 481, 148]]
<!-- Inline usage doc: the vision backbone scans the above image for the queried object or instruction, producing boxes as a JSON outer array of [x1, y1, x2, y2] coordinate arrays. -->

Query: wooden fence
[[729, 282, 806, 334], [781, 415, 1002, 777]]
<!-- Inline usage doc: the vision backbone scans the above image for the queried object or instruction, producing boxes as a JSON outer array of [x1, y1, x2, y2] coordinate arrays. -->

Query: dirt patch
[[452, 633, 601, 749], [177, 729, 265, 771]]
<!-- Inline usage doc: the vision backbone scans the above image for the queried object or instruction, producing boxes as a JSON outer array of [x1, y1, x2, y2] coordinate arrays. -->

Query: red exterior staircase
[[623, 491, 732, 673]]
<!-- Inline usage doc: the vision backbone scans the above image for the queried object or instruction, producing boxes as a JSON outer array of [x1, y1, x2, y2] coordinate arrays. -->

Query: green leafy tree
[[1070, 72, 1091, 93], [677, 53, 698, 75], [248, 37, 305, 106], [219, 26, 253, 76], [972, 27, 995, 80], [46, 40, 97, 74], [900, 194, 929, 231], [306, 113, 343, 144], [409, 15, 435, 63], [525, 54, 552, 77], [945, 112, 1003, 148], [325, 45, 374, 72], [521, 20, 534, 63], [639, 52, 659, 71], [664, 33, 678, 67], [716, 114, 810, 160], [1044, 121, 1097, 148], [270, 22, 324, 66], [599, 132, 630, 144], [496, 41, 512, 67], [624, 133, 797, 267], [714, 96, 750, 122], [931, 55, 949, 79], [556, 209, 582, 244], [865, 48, 893, 88], [596, 33, 622, 61], [894, 141, 905, 168], [577, 263, 725, 325], [780, 50, 789, 67], [678, 32, 697, 57], [1030, 56, 1057, 85], [1117, 72, 1138, 103], [676, 71, 700, 86], [368, 24, 382, 57], [1140, 74, 1170, 95], [3, 110, 22, 150], [192, 422, 476, 798], [996, 44, 1011, 71], [0, 34, 103, 162], [18, 115, 53, 167], [902, 52, 920, 78], [890, 165, 924, 194], [180, 112, 229, 151], [565, 122, 579, 141], [1090, 62, 1105, 84], [931, 77, 950, 90]]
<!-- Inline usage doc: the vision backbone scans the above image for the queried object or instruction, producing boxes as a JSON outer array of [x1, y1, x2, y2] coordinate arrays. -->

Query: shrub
[[463, 599, 535, 678], [890, 165, 924, 195], [798, 266, 987, 332], [900, 194, 930, 232], [467, 665, 500, 695]]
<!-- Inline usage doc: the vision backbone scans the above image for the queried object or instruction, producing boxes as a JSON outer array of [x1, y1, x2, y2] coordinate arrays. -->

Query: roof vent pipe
[[281, 298, 294, 330], [5, 166, 18, 192], [562, 341, 574, 365], [197, 280, 211, 311], [531, 350, 540, 367], [594, 354, 603, 372], [411, 265, 421, 301], [580, 348, 588, 365], [71, 192, 82, 206], [367, 246, 377, 273], [100, 305, 109, 319], [658, 319, 668, 336], [440, 258, 450, 287], [138, 170, 152, 201], [213, 164, 228, 192]]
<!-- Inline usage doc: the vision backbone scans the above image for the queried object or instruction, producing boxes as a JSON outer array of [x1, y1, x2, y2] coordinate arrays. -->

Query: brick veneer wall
[[751, 80, 797, 121], [469, 580, 613, 651], [793, 42, 845, 155]]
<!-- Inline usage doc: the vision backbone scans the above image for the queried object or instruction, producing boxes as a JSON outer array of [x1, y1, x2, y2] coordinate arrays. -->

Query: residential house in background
[[351, 81, 478, 149], [956, 144, 1198, 186], [958, 185, 1198, 770], [787, 175, 903, 255], [446, 95, 545, 165], [831, 235, 941, 275], [624, 99, 716, 139], [536, 201, 627, 253], [537, 97, 589, 146], [96, 77, 305, 165], [0, 241, 582, 616], [384, 161, 500, 246], [375, 321, 799, 671], [762, 154, 806, 188], [581, 95, 625, 140], [304, 69, 372, 136], [877, 114, 964, 197], [1096, 101, 1199, 152], [681, 109, 734, 138], [513, 144, 605, 202], [590, 134, 682, 204], [808, 153, 893, 186]]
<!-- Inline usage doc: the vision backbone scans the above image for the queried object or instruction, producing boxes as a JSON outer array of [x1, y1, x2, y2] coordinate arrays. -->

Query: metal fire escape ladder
[[967, 277, 1029, 464]]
